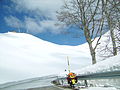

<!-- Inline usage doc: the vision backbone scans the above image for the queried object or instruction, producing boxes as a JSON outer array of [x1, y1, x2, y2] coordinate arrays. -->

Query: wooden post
[[84, 80, 88, 87], [67, 56, 70, 73]]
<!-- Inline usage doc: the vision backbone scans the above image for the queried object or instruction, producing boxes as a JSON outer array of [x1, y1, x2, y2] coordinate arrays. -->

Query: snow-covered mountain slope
[[0, 32, 91, 84]]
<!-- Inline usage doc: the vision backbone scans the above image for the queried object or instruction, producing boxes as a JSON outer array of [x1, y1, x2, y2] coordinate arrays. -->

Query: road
[[26, 86, 70, 90]]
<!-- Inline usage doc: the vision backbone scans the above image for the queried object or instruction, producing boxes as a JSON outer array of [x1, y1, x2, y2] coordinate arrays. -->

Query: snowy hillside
[[0, 32, 91, 84], [77, 30, 120, 75], [58, 30, 120, 76], [96, 31, 120, 61]]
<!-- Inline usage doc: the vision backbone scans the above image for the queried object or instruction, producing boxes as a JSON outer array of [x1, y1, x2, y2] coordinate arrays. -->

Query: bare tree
[[57, 0, 106, 64], [102, 0, 120, 56], [110, 0, 120, 53], [96, 0, 120, 60]]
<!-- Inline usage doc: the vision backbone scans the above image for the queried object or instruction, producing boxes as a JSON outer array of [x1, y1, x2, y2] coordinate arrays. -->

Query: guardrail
[[57, 70, 120, 80], [77, 70, 120, 80], [53, 70, 120, 88]]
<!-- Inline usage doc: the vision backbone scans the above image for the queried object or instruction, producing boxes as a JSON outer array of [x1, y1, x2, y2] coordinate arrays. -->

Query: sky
[[0, 0, 86, 45]]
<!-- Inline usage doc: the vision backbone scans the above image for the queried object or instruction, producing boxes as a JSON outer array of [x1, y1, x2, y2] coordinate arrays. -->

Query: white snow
[[59, 31, 120, 76], [0, 32, 120, 90], [82, 87, 117, 90], [96, 30, 120, 61], [73, 31, 120, 75], [75, 54, 120, 75], [0, 32, 91, 84]]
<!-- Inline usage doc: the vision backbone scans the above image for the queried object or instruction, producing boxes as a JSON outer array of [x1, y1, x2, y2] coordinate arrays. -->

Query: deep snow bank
[[76, 54, 120, 75]]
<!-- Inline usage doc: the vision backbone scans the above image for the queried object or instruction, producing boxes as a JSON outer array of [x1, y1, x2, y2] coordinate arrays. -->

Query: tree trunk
[[84, 26, 96, 64], [110, 28, 117, 56], [105, 12, 117, 56], [103, 0, 117, 56], [88, 40, 96, 64]]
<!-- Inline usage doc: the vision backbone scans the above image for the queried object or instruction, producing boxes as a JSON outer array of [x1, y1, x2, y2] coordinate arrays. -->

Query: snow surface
[[59, 31, 120, 76], [96, 31, 120, 61], [0, 32, 120, 90], [76, 54, 120, 75], [0, 32, 91, 84], [82, 87, 117, 90], [74, 31, 120, 75]]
